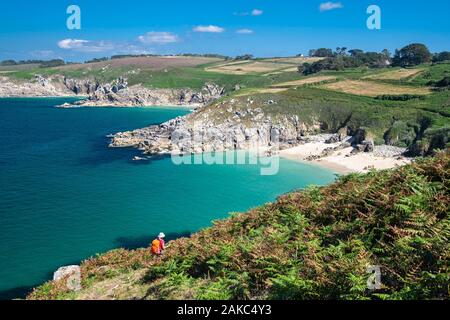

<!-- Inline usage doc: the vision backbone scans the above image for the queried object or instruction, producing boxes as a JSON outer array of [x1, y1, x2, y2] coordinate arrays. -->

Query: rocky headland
[[0, 75, 77, 97], [0, 74, 225, 108], [109, 96, 410, 173]]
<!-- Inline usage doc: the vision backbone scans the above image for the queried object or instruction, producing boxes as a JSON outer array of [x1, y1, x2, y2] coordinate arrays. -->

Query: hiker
[[151, 232, 166, 256]]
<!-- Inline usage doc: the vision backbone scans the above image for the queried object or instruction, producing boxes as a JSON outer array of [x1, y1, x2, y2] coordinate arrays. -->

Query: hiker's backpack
[[151, 239, 161, 254]]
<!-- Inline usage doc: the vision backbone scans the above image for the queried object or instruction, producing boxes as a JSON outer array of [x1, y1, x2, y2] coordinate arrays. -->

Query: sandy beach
[[280, 136, 412, 174]]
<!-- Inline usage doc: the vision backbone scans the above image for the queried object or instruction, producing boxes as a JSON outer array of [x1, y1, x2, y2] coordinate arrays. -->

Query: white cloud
[[319, 2, 343, 12], [236, 29, 254, 34], [138, 32, 179, 45], [57, 38, 158, 56], [57, 39, 115, 53], [234, 9, 264, 16], [193, 25, 225, 33], [57, 39, 88, 49], [251, 9, 264, 16]]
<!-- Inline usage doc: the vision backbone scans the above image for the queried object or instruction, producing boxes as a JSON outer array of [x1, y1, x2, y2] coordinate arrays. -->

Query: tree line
[[0, 59, 66, 67], [300, 44, 449, 75]]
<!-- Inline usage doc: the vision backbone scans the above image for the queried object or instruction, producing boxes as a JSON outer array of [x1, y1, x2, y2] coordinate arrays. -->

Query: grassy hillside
[[194, 81, 449, 152], [3, 56, 305, 91], [28, 152, 449, 300], [4, 57, 450, 153]]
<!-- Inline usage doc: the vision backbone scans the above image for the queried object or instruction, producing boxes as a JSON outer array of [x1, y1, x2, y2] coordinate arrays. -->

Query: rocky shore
[[109, 104, 317, 155], [109, 97, 411, 173], [60, 78, 224, 107], [0, 75, 77, 97], [0, 74, 224, 108]]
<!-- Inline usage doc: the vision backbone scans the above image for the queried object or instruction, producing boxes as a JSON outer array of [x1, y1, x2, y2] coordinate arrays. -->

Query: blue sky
[[0, 0, 449, 61]]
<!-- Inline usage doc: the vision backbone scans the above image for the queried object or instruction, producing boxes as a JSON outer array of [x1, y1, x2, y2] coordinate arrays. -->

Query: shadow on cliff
[[114, 231, 193, 250]]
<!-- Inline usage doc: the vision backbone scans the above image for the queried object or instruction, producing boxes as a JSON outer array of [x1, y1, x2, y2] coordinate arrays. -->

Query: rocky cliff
[[62, 78, 224, 107], [0, 74, 225, 107], [0, 75, 77, 97], [109, 97, 376, 157], [110, 103, 310, 155]]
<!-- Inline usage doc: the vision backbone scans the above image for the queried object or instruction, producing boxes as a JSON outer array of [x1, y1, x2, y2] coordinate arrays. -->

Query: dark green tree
[[335, 47, 348, 56], [234, 54, 253, 61], [309, 48, 334, 57], [392, 43, 431, 67], [432, 51, 450, 62]]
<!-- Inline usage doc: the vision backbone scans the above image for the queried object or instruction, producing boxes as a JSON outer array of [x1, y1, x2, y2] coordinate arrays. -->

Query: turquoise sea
[[0, 98, 336, 299]]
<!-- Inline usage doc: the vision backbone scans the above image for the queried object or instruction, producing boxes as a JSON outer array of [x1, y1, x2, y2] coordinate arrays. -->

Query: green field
[[4, 57, 450, 153]]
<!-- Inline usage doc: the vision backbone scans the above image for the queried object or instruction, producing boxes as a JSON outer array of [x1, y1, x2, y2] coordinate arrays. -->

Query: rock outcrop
[[53, 265, 81, 291], [110, 100, 322, 155], [72, 81, 224, 107], [109, 99, 385, 159], [0, 75, 76, 97], [0, 74, 225, 108]]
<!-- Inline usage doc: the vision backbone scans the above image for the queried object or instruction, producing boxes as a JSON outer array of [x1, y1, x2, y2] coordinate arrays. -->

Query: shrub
[[375, 94, 425, 101]]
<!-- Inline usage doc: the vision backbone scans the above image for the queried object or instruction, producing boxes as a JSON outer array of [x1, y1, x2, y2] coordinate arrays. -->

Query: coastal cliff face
[[0, 74, 225, 107], [109, 93, 448, 158], [0, 75, 77, 97], [63, 78, 225, 107], [109, 96, 379, 157], [110, 99, 330, 155]]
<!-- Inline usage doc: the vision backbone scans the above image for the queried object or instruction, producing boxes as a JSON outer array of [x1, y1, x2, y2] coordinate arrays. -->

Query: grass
[[270, 76, 337, 88], [363, 68, 425, 80], [191, 80, 449, 151], [319, 80, 431, 97], [411, 62, 450, 85], [261, 57, 324, 64], [27, 153, 450, 300], [205, 61, 293, 75]]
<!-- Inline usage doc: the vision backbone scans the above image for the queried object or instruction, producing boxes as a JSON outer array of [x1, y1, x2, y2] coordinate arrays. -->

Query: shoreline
[[280, 153, 354, 174], [0, 96, 199, 109], [279, 137, 412, 174], [0, 76, 224, 109], [57, 102, 199, 109], [0, 95, 81, 99]]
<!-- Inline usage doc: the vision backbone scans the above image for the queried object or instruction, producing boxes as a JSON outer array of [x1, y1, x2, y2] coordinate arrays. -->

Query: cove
[[0, 98, 336, 299]]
